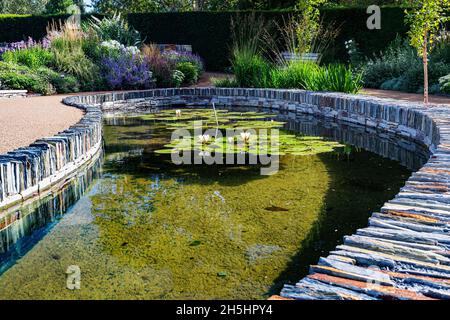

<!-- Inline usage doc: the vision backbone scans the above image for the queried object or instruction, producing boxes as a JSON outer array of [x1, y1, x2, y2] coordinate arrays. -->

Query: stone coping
[[0, 90, 27, 99], [0, 90, 27, 94], [1, 87, 450, 300], [0, 96, 102, 210]]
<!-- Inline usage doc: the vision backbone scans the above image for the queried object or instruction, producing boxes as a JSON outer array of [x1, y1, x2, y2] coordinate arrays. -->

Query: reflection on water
[[0, 108, 428, 299], [0, 157, 102, 275]]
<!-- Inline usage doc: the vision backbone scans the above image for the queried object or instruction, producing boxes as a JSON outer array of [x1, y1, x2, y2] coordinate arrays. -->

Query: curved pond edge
[[1, 87, 449, 300]]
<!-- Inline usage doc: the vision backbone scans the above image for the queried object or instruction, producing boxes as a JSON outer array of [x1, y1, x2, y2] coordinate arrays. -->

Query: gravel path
[[361, 88, 450, 105], [0, 95, 83, 155]]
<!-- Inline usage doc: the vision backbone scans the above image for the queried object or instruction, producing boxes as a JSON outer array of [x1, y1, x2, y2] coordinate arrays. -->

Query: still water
[[0, 108, 427, 299]]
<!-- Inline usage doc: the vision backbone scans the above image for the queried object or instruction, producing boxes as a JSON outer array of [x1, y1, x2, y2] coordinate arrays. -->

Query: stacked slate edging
[[1, 87, 449, 300], [0, 90, 27, 99], [0, 97, 102, 209], [74, 88, 448, 300]]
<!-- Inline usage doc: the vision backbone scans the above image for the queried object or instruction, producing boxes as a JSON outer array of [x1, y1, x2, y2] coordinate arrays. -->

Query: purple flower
[[101, 53, 154, 90], [0, 37, 50, 57], [162, 50, 204, 72]]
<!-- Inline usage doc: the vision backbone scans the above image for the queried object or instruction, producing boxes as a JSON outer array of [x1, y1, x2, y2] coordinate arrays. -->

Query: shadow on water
[[267, 114, 430, 296], [0, 155, 102, 275]]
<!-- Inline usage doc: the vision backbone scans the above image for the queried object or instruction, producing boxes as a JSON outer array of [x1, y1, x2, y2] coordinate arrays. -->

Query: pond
[[0, 107, 428, 299]]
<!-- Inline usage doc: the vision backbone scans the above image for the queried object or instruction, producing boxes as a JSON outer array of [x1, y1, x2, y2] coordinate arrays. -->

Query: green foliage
[[270, 61, 320, 89], [0, 9, 409, 71], [405, 0, 450, 55], [88, 13, 142, 47], [295, 0, 329, 53], [172, 70, 185, 87], [0, 61, 54, 94], [36, 67, 80, 93], [308, 64, 363, 93], [232, 49, 273, 88], [1, 47, 54, 69], [439, 74, 450, 93], [175, 62, 198, 85], [270, 61, 362, 93], [49, 24, 100, 90], [212, 76, 239, 87], [45, 0, 75, 14], [363, 37, 450, 93], [0, 0, 47, 15]]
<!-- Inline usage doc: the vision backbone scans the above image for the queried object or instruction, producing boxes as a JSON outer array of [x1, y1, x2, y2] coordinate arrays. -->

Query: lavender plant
[[100, 50, 154, 90]]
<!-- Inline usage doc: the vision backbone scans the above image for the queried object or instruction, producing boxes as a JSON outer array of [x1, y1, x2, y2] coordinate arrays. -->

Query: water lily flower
[[175, 109, 182, 117], [198, 134, 211, 144], [240, 132, 251, 143]]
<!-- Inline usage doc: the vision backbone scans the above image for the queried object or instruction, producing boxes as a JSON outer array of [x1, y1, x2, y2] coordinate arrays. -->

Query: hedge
[[0, 8, 408, 71]]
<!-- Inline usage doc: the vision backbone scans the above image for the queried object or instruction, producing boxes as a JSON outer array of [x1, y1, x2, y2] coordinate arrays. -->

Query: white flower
[[101, 40, 122, 50], [240, 132, 251, 143], [175, 109, 182, 117], [198, 134, 211, 144]]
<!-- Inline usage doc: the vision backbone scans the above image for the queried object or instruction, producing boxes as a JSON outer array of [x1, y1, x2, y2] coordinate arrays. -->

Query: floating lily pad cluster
[[132, 108, 345, 156]]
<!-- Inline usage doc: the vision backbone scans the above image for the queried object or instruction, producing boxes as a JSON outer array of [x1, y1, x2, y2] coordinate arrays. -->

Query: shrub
[[142, 44, 176, 87], [164, 50, 204, 74], [439, 74, 450, 94], [175, 62, 198, 85], [0, 61, 54, 95], [363, 37, 450, 93], [100, 52, 154, 90], [2, 46, 54, 69], [36, 67, 80, 93], [88, 13, 141, 47], [52, 40, 99, 90]]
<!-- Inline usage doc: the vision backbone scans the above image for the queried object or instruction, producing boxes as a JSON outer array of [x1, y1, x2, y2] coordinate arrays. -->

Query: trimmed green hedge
[[0, 8, 408, 71], [129, 8, 408, 70]]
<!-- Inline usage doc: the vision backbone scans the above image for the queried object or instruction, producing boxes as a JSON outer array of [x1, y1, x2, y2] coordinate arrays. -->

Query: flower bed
[[0, 15, 204, 95]]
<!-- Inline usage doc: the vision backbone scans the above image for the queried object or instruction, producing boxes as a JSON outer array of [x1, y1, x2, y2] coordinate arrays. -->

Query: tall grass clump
[[47, 20, 100, 90], [230, 14, 274, 88], [309, 64, 363, 94], [269, 61, 362, 93], [270, 61, 320, 89], [232, 48, 273, 88]]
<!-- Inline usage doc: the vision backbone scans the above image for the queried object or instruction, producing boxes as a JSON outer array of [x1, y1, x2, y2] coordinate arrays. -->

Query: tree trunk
[[423, 32, 429, 105]]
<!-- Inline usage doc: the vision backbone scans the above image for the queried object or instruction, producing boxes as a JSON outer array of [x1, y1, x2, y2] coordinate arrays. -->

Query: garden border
[[1, 87, 449, 300]]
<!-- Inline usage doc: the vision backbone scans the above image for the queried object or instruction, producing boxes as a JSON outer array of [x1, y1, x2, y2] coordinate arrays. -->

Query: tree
[[405, 0, 450, 104], [0, 0, 48, 14], [92, 0, 259, 13], [295, 0, 328, 53], [45, 0, 76, 14], [92, 0, 194, 13]]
